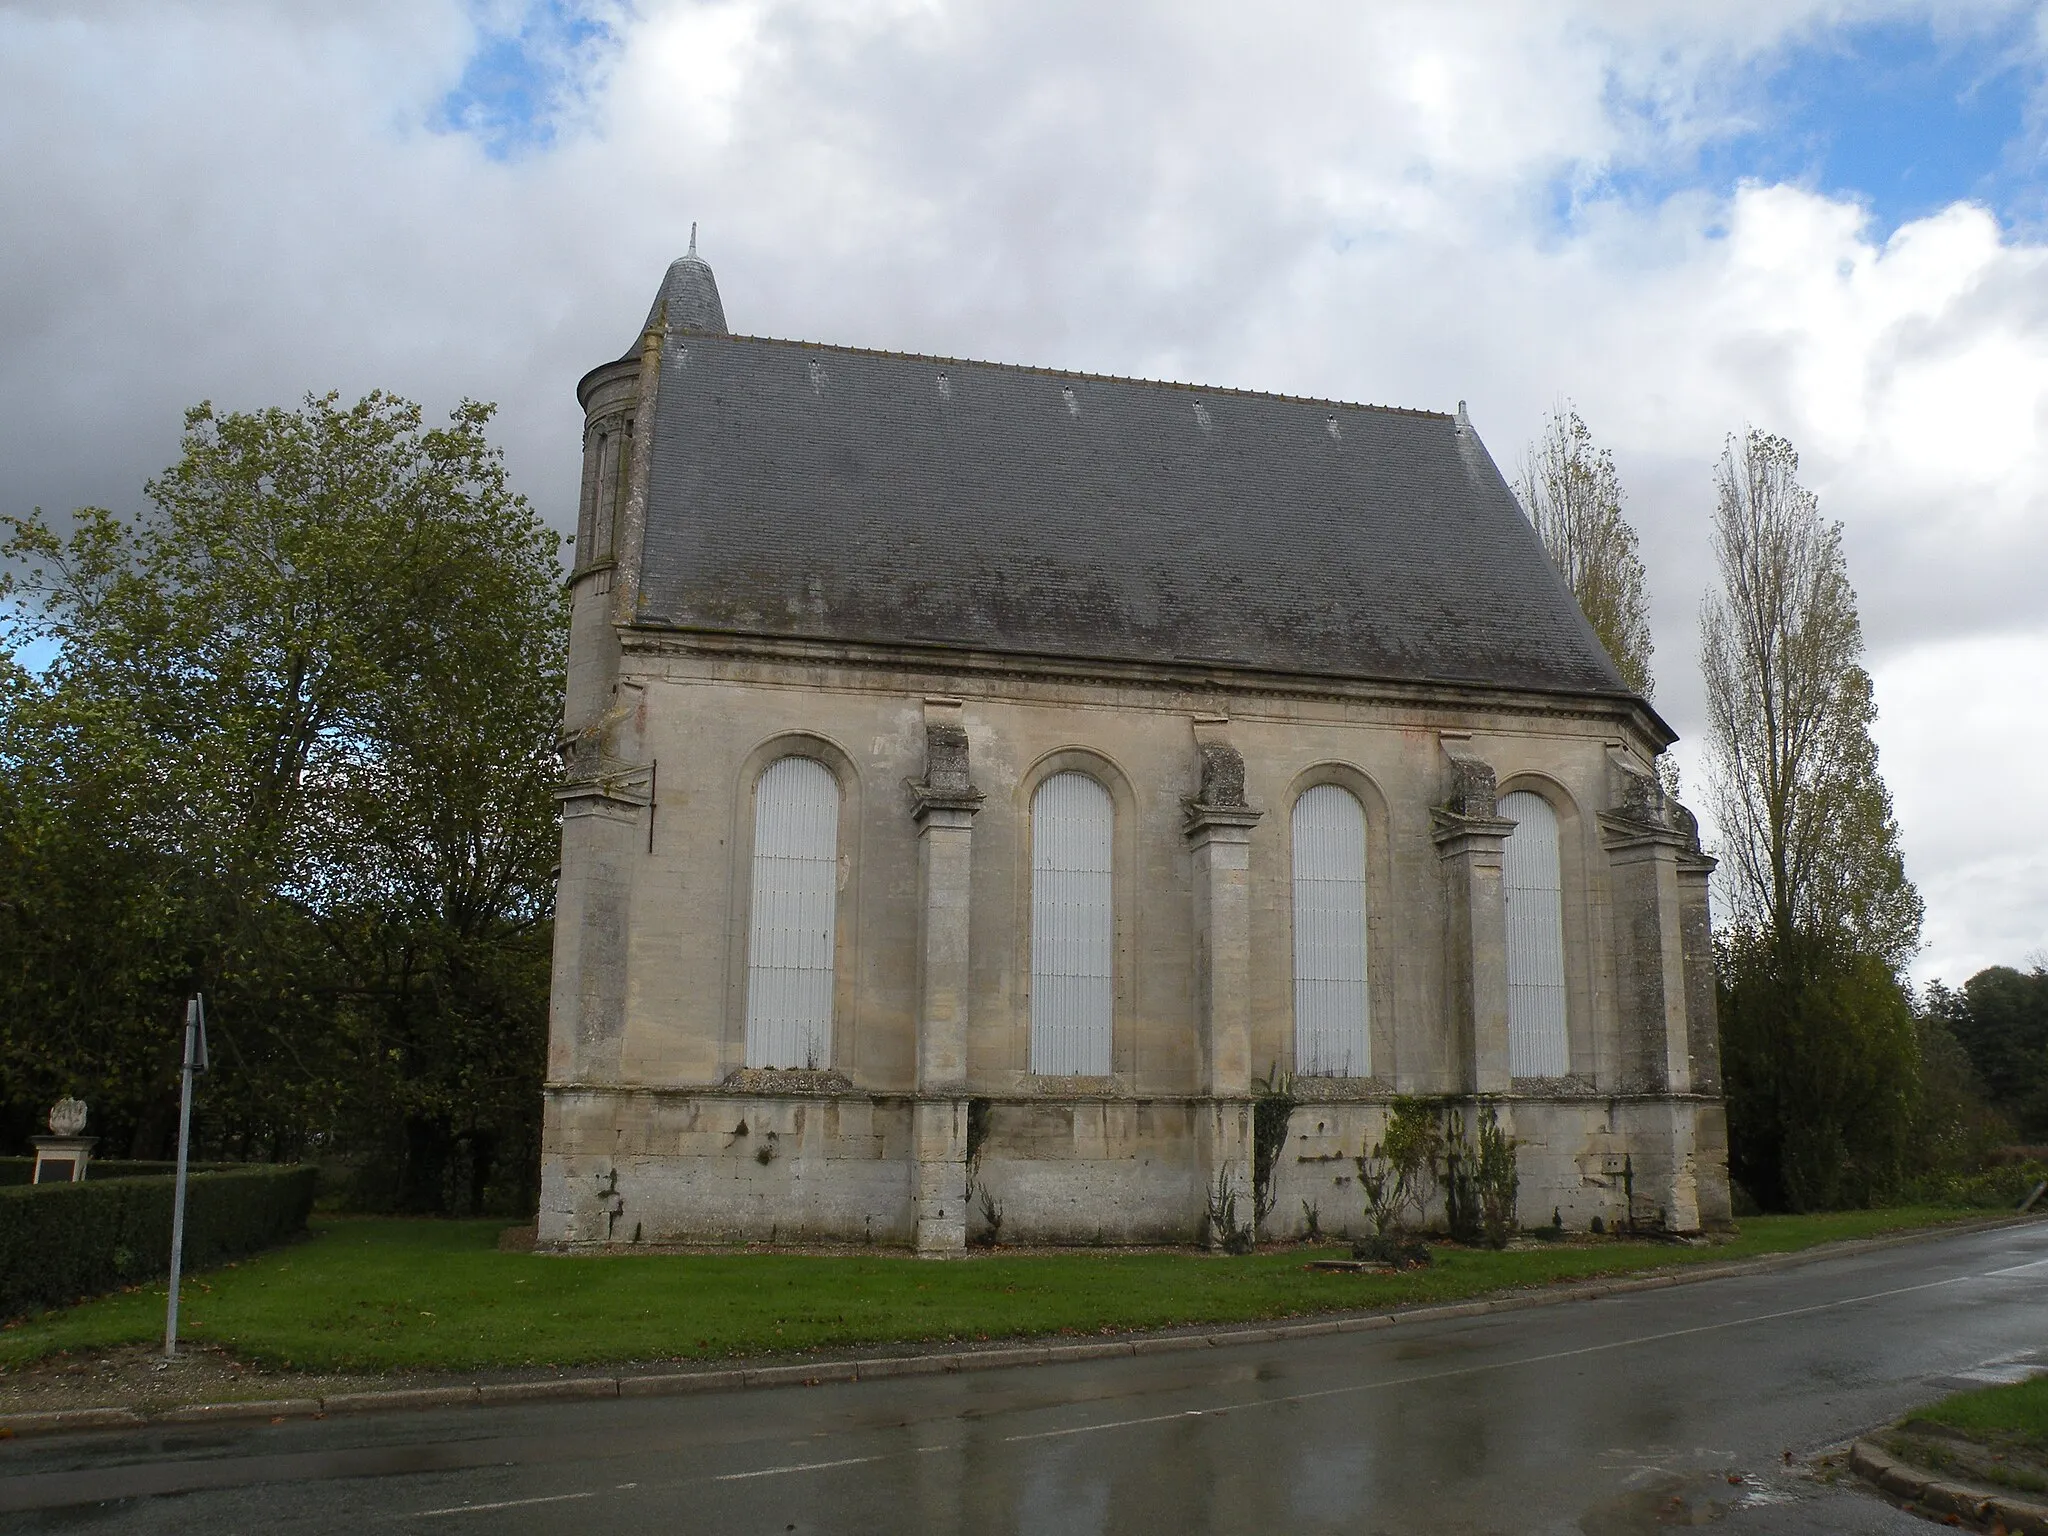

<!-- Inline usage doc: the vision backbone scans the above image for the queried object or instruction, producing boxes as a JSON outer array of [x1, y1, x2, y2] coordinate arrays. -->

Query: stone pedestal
[[911, 704, 982, 1255], [1433, 746, 1515, 1096], [1677, 837, 1732, 1230], [31, 1136, 95, 1183], [911, 1100, 969, 1254], [1677, 844, 1722, 1097], [550, 759, 651, 1087], [1598, 815, 1695, 1095], [1615, 1100, 1704, 1235], [1599, 754, 1727, 1232], [1185, 722, 1261, 1244], [1187, 810, 1260, 1099], [1691, 1099, 1734, 1230]]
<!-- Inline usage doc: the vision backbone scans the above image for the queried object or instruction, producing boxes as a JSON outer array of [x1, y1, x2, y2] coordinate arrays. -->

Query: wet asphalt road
[[2, 1220, 2045, 1535]]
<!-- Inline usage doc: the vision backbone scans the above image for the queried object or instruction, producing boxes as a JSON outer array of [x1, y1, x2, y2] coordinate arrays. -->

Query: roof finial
[[688, 222, 698, 259]]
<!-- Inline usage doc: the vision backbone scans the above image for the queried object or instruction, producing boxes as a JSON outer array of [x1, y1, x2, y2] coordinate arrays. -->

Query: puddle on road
[[1577, 1467, 1803, 1532]]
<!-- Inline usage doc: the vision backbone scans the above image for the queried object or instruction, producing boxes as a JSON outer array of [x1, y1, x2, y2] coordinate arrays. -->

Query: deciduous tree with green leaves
[[1927, 966, 2048, 1139], [0, 393, 566, 1211]]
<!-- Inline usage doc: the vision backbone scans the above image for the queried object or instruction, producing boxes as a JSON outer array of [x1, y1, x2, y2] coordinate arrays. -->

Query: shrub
[[1356, 1096, 1442, 1237], [0, 1158, 244, 1187], [1205, 1168, 1254, 1254], [1473, 1105, 1520, 1249], [1436, 1103, 1519, 1247], [1250, 1066, 1296, 1237], [1904, 1160, 2048, 1211], [0, 1165, 317, 1319], [1350, 1232, 1432, 1268], [972, 1184, 1004, 1247]]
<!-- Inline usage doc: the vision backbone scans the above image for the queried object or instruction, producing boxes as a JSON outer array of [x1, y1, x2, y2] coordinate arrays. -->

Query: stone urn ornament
[[48, 1097, 88, 1136], [32, 1097, 94, 1183]]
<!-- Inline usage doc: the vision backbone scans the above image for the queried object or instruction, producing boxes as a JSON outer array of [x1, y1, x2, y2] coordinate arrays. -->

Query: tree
[[0, 652, 196, 1154], [1516, 403, 1656, 696], [1718, 927, 1918, 1210], [1929, 966, 2048, 1138], [1701, 429, 1925, 1209], [1910, 991, 2012, 1172], [1700, 430, 1922, 971], [0, 393, 566, 1210]]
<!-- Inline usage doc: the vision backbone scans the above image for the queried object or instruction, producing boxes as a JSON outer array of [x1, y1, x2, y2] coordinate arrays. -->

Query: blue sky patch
[[1569, 13, 2045, 239], [435, 1, 620, 160], [5, 633, 60, 676]]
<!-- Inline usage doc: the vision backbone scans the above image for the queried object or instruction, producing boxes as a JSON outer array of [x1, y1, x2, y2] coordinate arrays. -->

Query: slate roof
[[626, 256, 1637, 704]]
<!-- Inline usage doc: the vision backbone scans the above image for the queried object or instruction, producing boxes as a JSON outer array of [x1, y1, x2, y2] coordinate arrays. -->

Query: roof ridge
[[675, 329, 1453, 421]]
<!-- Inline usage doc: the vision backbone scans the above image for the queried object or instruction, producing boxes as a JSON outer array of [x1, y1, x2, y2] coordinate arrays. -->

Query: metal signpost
[[164, 995, 208, 1358]]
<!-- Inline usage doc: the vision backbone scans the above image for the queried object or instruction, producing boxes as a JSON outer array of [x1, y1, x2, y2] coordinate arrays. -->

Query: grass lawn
[[1886, 1376, 2048, 1497], [1917, 1376, 2048, 1446], [0, 1206, 1992, 1376]]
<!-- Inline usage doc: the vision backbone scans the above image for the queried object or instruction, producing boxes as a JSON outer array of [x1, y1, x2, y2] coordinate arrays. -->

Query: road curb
[[1850, 1438, 2048, 1534], [1, 1213, 2036, 1441], [160, 1397, 322, 1425], [0, 1406, 147, 1436]]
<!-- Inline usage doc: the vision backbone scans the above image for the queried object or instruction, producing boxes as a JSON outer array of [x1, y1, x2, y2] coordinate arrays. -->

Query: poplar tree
[[1701, 428, 1923, 1210], [1700, 430, 1921, 970], [1516, 404, 1656, 697]]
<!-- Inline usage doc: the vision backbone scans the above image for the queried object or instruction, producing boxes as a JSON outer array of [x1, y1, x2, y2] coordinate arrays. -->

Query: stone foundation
[[538, 1086, 1732, 1250]]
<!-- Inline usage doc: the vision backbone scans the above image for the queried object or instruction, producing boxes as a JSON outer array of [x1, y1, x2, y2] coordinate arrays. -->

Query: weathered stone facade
[[539, 246, 1731, 1253]]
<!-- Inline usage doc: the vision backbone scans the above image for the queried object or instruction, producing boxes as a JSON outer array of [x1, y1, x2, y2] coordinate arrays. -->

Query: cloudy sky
[[4, 0, 2045, 986]]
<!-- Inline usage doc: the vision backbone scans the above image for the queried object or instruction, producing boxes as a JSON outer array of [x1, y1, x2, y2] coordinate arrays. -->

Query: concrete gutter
[[1, 1213, 2037, 1442], [1850, 1438, 2048, 1535]]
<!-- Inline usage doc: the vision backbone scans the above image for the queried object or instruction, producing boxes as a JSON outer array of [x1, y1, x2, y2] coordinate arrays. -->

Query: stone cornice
[[1431, 807, 1517, 852], [543, 1080, 1728, 1108], [555, 754, 652, 819], [1595, 811, 1697, 854], [909, 783, 985, 825], [610, 627, 1674, 749], [1182, 802, 1263, 840]]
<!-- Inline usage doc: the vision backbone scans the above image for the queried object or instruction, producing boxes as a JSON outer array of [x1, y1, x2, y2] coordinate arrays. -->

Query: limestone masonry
[[540, 236, 1731, 1253]]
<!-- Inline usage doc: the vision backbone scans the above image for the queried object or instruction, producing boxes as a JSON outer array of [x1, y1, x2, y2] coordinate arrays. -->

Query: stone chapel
[[539, 238, 1732, 1253]]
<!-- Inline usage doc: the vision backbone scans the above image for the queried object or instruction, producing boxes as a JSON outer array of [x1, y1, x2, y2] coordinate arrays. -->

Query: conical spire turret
[[631, 222, 727, 350]]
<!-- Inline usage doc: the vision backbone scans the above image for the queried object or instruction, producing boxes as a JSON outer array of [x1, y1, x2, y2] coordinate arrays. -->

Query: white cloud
[[2, 0, 2044, 980], [1873, 631, 2048, 985]]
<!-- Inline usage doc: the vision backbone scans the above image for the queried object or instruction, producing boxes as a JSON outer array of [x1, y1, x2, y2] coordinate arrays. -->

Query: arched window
[[1030, 771, 1114, 1075], [1500, 789, 1569, 1077], [1292, 784, 1370, 1076], [744, 756, 839, 1069]]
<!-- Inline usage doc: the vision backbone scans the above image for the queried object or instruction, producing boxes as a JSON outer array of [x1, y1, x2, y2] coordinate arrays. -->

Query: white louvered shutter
[[1292, 784, 1370, 1076], [1030, 772, 1114, 1075], [1500, 789, 1569, 1077], [744, 756, 840, 1069]]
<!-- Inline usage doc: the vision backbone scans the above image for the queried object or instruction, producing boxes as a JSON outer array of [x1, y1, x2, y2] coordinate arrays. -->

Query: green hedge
[[1906, 1160, 2048, 1211], [0, 1166, 318, 1319], [0, 1158, 244, 1187]]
